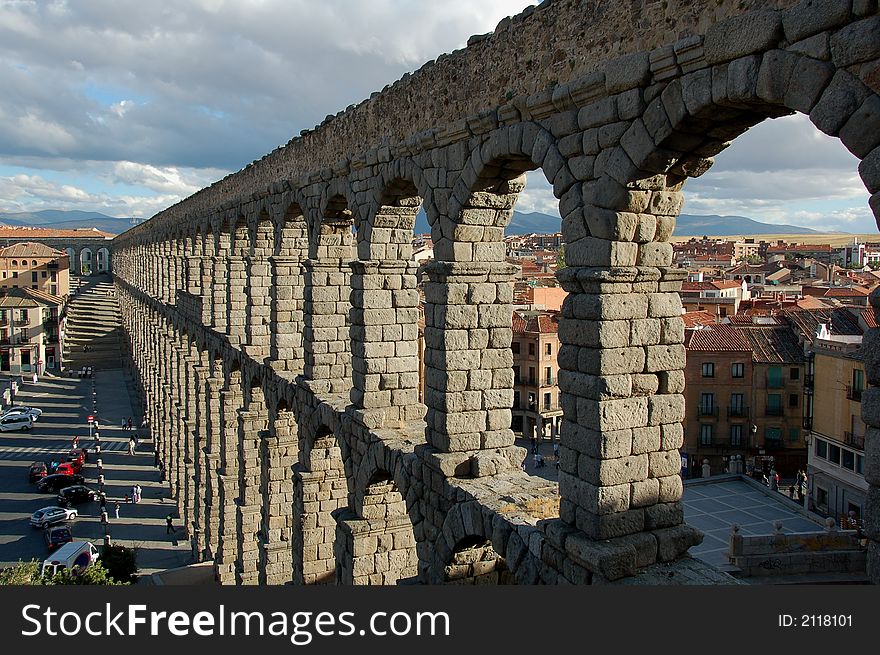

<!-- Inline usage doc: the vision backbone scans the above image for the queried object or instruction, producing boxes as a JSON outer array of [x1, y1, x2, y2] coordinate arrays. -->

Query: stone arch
[[79, 247, 93, 275], [432, 502, 523, 585]]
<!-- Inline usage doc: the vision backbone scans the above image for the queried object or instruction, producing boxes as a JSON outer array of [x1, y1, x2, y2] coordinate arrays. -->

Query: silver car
[[30, 506, 78, 529]]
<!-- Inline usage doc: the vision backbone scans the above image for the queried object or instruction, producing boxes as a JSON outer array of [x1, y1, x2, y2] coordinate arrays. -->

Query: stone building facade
[[110, 0, 880, 584]]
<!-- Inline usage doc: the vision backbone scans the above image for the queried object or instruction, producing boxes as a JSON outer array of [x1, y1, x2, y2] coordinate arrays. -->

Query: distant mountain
[[674, 214, 823, 236], [0, 210, 133, 235], [416, 209, 826, 237]]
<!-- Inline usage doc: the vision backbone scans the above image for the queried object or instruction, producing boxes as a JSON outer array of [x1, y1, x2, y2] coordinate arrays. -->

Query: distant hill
[[674, 214, 823, 236], [0, 210, 134, 235], [415, 209, 824, 237]]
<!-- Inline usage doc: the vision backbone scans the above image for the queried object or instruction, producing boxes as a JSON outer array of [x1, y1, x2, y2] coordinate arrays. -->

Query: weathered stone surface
[[704, 11, 783, 65]]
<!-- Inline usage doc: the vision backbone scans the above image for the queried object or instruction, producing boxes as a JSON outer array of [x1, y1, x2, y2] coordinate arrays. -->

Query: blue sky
[[0, 1, 875, 234]]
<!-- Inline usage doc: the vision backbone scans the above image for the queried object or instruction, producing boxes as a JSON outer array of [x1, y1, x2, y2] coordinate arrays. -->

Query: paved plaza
[[0, 369, 192, 579], [683, 477, 826, 569]]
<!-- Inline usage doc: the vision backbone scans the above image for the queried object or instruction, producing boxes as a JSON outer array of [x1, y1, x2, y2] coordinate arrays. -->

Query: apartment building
[[0, 287, 64, 374], [0, 242, 70, 298], [511, 310, 562, 443]]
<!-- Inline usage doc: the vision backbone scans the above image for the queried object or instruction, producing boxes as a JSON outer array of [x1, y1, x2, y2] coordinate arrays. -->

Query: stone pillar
[[863, 290, 880, 584], [334, 511, 418, 585], [210, 235, 229, 332], [421, 260, 520, 476], [215, 386, 243, 584], [259, 410, 298, 584], [554, 265, 701, 581], [350, 260, 425, 428], [303, 260, 351, 395], [191, 364, 210, 559], [244, 254, 271, 360], [226, 256, 247, 345], [235, 404, 267, 585], [292, 434, 347, 584], [202, 374, 224, 560], [268, 256, 306, 373]]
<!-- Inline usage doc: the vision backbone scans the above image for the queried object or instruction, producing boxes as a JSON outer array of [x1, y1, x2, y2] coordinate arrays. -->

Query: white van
[[41, 541, 99, 577], [0, 413, 33, 432]]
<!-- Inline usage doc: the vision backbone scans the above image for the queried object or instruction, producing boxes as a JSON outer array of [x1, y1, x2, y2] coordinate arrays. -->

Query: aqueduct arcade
[[111, 0, 880, 584]]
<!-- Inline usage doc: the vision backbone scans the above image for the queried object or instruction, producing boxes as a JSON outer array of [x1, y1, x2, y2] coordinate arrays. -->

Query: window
[[817, 487, 828, 508], [31, 272, 37, 282], [544, 366, 552, 385], [767, 394, 782, 416], [700, 393, 715, 415], [828, 444, 841, 465], [545, 343, 552, 356], [513, 391, 520, 409], [701, 362, 715, 378], [842, 449, 855, 471], [765, 426, 781, 445], [528, 343, 535, 357], [513, 366, 520, 382], [12, 272, 17, 279], [857, 455, 864, 475], [700, 424, 713, 445], [853, 369, 864, 392], [31, 260, 36, 266], [815, 438, 828, 459], [767, 365, 783, 388], [731, 362, 744, 378], [41, 271, 46, 278], [790, 368, 799, 381], [528, 367, 535, 384], [730, 424, 743, 446], [543, 392, 551, 410], [512, 342, 520, 355], [50, 271, 56, 282], [730, 393, 744, 415], [11, 260, 16, 266], [788, 427, 799, 442], [789, 394, 799, 407]]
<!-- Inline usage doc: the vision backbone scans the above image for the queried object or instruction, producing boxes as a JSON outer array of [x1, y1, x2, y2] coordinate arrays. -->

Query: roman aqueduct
[[111, 0, 880, 584]]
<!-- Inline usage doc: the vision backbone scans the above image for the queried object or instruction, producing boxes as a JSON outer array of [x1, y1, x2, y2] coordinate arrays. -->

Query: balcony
[[542, 376, 555, 387], [846, 385, 863, 402], [0, 318, 7, 327], [765, 406, 784, 417], [13, 319, 28, 327], [515, 376, 538, 387], [802, 417, 813, 430], [726, 405, 749, 418], [844, 432, 865, 449], [541, 403, 562, 413], [698, 405, 719, 418]]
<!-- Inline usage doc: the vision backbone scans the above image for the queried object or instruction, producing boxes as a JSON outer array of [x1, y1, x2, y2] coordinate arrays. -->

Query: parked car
[[0, 414, 33, 431], [57, 485, 98, 507], [1, 406, 42, 421], [28, 461, 48, 482], [41, 541, 99, 577], [44, 526, 73, 553], [54, 462, 80, 476], [37, 474, 84, 493], [30, 506, 77, 529], [62, 449, 87, 466]]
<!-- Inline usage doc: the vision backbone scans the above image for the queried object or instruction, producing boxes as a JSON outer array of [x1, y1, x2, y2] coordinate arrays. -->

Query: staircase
[[62, 276, 124, 370]]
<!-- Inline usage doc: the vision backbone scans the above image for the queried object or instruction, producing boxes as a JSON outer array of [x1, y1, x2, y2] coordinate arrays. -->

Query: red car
[[55, 462, 80, 476], [62, 449, 86, 467]]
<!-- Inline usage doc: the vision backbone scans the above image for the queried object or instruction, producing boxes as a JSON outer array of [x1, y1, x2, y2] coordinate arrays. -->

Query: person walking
[[128, 437, 135, 455], [131, 485, 138, 504], [166, 514, 175, 534], [127, 417, 133, 431], [114, 501, 120, 520], [134, 484, 142, 504], [71, 436, 78, 450], [121, 418, 127, 431]]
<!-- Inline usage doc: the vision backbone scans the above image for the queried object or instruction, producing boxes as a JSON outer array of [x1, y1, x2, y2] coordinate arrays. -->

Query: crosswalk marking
[[0, 439, 130, 460]]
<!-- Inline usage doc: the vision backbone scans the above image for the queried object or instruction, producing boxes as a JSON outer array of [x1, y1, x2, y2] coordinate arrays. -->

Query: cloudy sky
[[0, 0, 875, 234]]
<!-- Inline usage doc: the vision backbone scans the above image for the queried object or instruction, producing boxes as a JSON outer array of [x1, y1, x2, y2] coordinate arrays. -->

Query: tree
[[99, 544, 138, 584], [0, 559, 128, 586], [556, 245, 566, 270]]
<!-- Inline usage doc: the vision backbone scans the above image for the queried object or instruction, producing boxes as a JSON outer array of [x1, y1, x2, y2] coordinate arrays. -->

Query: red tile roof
[[682, 310, 717, 328], [0, 242, 66, 258], [512, 310, 559, 334], [737, 326, 806, 364], [685, 324, 751, 352], [862, 308, 879, 329], [0, 227, 115, 239]]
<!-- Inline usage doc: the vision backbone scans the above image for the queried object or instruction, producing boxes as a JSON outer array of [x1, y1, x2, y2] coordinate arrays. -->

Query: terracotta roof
[[0, 242, 66, 258], [0, 286, 62, 307], [0, 227, 115, 239], [795, 296, 832, 310], [821, 287, 869, 297], [512, 310, 559, 334], [685, 324, 751, 352], [862, 308, 879, 329], [682, 310, 717, 328], [737, 326, 806, 364]]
